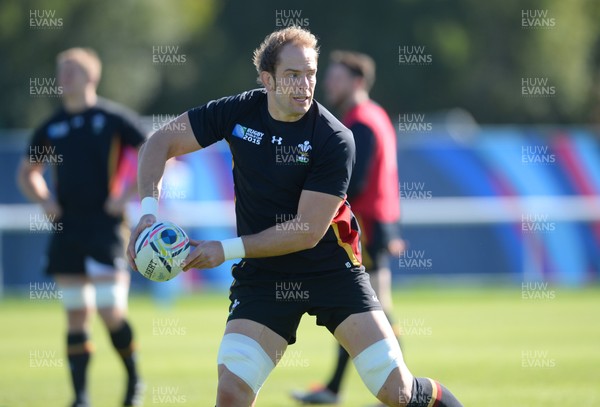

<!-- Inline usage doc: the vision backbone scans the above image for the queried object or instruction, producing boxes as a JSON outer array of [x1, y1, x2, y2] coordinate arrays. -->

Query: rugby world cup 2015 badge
[[232, 124, 264, 145]]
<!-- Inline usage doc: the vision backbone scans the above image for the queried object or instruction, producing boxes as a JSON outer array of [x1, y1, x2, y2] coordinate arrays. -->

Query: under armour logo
[[271, 136, 283, 145], [229, 299, 240, 315]]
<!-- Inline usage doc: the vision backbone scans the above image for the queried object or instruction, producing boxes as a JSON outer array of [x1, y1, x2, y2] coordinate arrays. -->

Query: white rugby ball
[[134, 221, 190, 282]]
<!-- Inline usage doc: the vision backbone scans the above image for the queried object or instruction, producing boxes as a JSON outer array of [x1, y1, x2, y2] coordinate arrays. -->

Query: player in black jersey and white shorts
[[128, 27, 463, 407], [18, 48, 145, 407]]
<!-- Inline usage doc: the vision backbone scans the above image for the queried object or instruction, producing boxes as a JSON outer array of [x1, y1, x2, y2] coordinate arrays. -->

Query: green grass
[[1, 286, 599, 406]]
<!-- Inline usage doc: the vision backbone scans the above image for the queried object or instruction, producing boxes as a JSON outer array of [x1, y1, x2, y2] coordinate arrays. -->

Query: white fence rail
[[2, 196, 600, 231]]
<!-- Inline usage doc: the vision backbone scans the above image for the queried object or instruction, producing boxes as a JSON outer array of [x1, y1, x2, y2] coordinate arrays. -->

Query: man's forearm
[[241, 219, 323, 258], [18, 167, 52, 204], [240, 190, 341, 259], [137, 137, 169, 200]]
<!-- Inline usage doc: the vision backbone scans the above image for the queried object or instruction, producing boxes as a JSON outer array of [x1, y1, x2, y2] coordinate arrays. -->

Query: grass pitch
[[1, 285, 598, 406]]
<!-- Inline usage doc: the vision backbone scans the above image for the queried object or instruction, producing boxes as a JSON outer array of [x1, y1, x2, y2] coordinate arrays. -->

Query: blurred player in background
[[128, 26, 462, 407], [17, 48, 146, 407], [292, 50, 405, 405]]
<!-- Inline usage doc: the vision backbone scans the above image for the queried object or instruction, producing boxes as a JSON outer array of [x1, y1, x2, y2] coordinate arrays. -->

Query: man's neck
[[63, 89, 97, 114], [339, 90, 369, 117]]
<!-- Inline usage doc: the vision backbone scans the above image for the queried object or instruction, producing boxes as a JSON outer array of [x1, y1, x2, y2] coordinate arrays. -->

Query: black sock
[[67, 332, 92, 404], [325, 344, 350, 394], [109, 320, 139, 390], [407, 377, 463, 407]]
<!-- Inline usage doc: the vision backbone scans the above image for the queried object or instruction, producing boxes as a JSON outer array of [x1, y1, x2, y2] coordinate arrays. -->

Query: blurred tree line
[[1, 0, 599, 129]]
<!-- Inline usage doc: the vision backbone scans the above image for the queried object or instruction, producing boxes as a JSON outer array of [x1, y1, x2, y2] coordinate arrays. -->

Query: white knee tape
[[95, 281, 128, 309], [352, 337, 403, 396], [61, 284, 95, 310], [217, 333, 275, 394]]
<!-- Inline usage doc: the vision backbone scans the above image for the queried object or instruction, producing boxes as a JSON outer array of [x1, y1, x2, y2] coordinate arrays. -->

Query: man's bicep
[[152, 113, 203, 158], [297, 190, 343, 234], [18, 156, 45, 175]]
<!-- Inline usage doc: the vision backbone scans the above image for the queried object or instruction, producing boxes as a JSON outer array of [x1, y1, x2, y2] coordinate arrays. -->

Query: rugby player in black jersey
[[18, 48, 145, 407], [293, 50, 406, 406], [128, 27, 463, 407]]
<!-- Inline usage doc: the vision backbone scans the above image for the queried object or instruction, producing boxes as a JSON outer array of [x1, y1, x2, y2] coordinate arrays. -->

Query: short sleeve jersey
[[188, 89, 362, 273], [27, 98, 146, 216]]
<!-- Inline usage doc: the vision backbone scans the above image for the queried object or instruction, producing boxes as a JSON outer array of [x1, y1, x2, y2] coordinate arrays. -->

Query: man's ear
[[353, 76, 366, 92], [260, 71, 275, 91]]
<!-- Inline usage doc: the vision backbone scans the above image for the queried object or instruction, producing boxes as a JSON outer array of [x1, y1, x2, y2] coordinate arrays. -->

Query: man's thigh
[[333, 310, 397, 357]]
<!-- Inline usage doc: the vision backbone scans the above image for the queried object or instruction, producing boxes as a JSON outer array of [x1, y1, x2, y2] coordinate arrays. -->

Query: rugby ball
[[134, 221, 190, 282]]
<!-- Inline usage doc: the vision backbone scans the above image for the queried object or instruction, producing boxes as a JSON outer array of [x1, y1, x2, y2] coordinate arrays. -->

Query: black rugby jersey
[[27, 98, 146, 216], [188, 88, 363, 273]]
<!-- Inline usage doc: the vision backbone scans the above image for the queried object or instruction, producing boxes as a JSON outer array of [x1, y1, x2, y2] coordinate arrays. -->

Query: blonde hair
[[56, 47, 102, 84], [253, 26, 319, 81]]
